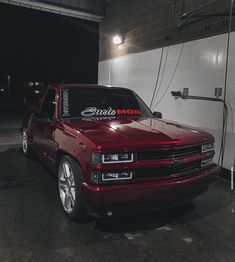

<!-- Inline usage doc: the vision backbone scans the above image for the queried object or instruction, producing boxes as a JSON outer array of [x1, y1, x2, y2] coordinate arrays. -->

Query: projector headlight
[[201, 143, 214, 153], [102, 153, 133, 164]]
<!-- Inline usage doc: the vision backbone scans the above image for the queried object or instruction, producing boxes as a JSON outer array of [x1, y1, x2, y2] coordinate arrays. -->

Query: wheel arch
[[56, 149, 82, 171], [57, 149, 87, 220]]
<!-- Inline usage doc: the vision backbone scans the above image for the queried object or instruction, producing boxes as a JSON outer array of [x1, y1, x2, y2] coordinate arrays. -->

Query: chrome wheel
[[58, 161, 76, 214], [22, 131, 28, 154]]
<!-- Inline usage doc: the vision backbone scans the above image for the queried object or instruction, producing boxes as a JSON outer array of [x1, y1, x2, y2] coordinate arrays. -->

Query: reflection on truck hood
[[63, 117, 213, 150]]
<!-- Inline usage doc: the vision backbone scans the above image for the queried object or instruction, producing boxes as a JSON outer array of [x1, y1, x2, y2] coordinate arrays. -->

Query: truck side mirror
[[153, 111, 162, 119], [32, 112, 52, 124]]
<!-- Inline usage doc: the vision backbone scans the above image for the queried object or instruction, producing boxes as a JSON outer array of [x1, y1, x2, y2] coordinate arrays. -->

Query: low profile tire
[[22, 130, 32, 157], [58, 155, 87, 221]]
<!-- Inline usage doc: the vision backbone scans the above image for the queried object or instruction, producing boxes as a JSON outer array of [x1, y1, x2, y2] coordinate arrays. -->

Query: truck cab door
[[32, 88, 57, 165]]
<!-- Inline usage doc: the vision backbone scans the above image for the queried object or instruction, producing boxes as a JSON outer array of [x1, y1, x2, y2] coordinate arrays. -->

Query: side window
[[40, 89, 56, 119]]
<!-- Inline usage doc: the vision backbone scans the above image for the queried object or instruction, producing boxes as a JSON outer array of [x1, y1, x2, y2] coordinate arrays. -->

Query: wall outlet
[[215, 87, 222, 97], [183, 88, 189, 96]]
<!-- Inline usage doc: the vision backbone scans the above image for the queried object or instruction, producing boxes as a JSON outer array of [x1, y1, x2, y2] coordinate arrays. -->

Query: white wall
[[98, 33, 235, 170]]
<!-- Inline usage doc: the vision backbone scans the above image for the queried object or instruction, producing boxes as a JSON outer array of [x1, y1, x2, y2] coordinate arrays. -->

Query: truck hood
[[63, 117, 213, 150]]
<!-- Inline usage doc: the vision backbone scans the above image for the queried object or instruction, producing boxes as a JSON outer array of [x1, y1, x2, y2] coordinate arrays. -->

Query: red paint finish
[[82, 165, 220, 205], [22, 84, 220, 215]]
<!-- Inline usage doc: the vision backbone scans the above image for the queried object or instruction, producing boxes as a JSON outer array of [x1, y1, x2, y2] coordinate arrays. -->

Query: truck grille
[[135, 161, 201, 179], [137, 146, 201, 161]]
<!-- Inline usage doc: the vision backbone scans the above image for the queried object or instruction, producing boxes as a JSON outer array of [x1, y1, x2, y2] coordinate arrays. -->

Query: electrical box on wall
[[183, 88, 189, 96], [215, 87, 222, 97]]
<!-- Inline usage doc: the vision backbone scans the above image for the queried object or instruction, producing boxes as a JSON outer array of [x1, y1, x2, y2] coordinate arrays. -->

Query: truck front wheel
[[58, 155, 87, 221]]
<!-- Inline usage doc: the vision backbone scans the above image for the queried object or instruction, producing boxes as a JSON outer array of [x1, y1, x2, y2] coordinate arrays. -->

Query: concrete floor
[[0, 108, 22, 152], [0, 109, 234, 262]]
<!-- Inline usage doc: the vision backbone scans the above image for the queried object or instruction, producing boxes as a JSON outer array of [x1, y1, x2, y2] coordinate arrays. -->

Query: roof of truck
[[49, 83, 129, 90]]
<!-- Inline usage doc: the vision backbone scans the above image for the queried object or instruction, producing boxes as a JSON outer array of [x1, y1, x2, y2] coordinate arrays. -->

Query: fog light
[[102, 172, 132, 181], [201, 158, 213, 168]]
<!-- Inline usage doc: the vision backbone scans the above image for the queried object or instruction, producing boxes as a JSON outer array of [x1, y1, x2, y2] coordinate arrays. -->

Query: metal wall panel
[[98, 33, 235, 170], [33, 0, 106, 15]]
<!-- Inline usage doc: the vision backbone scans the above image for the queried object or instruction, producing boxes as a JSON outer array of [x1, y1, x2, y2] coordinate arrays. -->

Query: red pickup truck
[[22, 84, 220, 220]]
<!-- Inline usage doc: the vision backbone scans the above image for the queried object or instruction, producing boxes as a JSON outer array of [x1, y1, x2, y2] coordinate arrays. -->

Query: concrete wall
[[98, 33, 235, 170]]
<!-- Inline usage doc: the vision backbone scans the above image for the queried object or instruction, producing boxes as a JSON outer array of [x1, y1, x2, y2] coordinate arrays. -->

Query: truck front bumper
[[82, 164, 220, 217]]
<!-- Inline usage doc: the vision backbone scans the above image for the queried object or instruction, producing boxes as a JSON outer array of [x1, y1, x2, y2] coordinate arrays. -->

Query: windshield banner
[[81, 107, 141, 117]]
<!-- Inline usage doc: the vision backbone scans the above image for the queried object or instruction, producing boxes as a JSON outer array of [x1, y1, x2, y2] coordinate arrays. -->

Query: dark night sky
[[0, 3, 99, 83]]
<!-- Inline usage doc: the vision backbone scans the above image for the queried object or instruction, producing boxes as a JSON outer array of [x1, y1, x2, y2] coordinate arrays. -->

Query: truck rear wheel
[[58, 155, 87, 221], [22, 130, 32, 157]]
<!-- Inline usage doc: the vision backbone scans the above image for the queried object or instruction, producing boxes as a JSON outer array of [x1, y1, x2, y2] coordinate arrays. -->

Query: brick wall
[[99, 0, 235, 61]]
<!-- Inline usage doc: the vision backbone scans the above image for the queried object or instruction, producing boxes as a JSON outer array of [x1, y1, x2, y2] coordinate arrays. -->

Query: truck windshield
[[60, 87, 153, 119]]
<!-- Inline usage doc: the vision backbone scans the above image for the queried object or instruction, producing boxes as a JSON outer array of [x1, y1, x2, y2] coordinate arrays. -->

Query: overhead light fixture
[[112, 34, 123, 46]]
